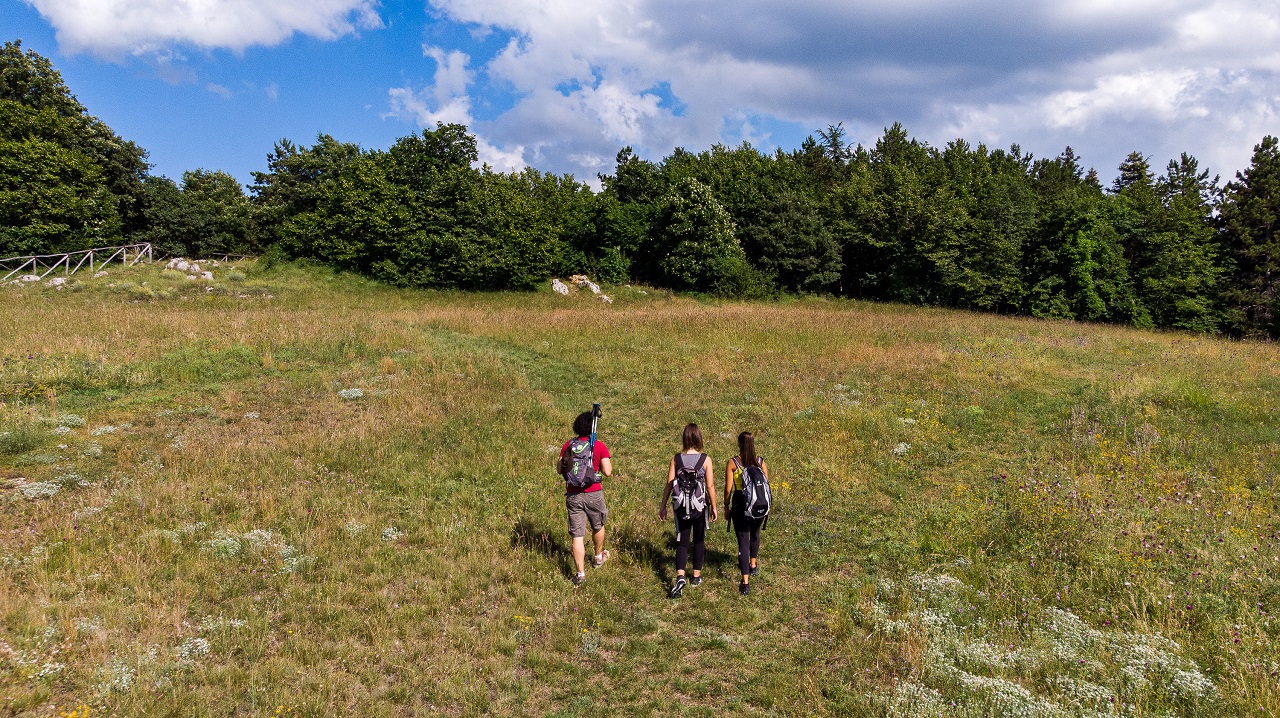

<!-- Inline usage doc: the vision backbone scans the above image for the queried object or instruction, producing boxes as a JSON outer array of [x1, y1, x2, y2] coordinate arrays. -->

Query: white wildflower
[[175, 636, 210, 661], [338, 388, 364, 400], [344, 521, 367, 536], [381, 526, 404, 541], [52, 425, 72, 435], [206, 535, 242, 558], [20, 481, 60, 499], [243, 412, 260, 420], [94, 659, 134, 695], [893, 442, 911, 456], [56, 414, 86, 428], [898, 417, 917, 425], [90, 425, 118, 436], [198, 615, 247, 632]]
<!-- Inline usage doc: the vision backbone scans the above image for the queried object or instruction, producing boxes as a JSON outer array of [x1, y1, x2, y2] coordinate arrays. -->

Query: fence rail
[[0, 243, 154, 283]]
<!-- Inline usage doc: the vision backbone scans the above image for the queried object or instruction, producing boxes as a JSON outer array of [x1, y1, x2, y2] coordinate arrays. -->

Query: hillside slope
[[2, 263, 1277, 717]]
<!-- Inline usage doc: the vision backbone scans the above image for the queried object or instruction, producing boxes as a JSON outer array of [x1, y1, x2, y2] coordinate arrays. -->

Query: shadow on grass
[[612, 521, 736, 592], [511, 517, 574, 578]]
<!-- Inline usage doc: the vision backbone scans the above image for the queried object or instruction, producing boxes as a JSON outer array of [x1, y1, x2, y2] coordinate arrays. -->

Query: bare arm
[[658, 456, 675, 519], [600, 456, 613, 477], [724, 458, 735, 511], [705, 454, 717, 521]]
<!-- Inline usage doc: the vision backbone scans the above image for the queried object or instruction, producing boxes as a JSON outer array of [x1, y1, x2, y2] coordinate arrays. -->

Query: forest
[[3, 40, 1278, 338]]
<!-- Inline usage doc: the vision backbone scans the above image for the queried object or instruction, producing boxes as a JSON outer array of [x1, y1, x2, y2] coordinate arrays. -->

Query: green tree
[[739, 189, 841, 292], [1, 41, 148, 239], [653, 177, 755, 293], [1220, 136, 1280, 338], [0, 99, 121, 255], [250, 134, 361, 250]]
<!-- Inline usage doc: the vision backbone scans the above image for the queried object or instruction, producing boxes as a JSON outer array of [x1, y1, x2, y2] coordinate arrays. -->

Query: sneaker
[[669, 576, 686, 598], [739, 581, 751, 596], [573, 573, 586, 586], [592, 549, 610, 568], [749, 564, 759, 577], [690, 575, 702, 587]]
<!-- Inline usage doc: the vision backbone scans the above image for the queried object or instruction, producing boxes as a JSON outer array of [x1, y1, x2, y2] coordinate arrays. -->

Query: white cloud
[[385, 46, 526, 173], [206, 82, 232, 99], [398, 0, 1280, 181], [25, 0, 382, 55]]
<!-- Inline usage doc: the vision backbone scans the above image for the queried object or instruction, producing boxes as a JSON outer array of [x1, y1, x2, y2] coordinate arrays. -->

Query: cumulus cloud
[[386, 46, 526, 172], [25, 0, 382, 55], [396, 0, 1280, 182]]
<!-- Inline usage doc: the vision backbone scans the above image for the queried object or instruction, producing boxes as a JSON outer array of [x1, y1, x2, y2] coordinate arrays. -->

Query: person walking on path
[[725, 431, 769, 595], [659, 423, 718, 598], [559, 410, 612, 586]]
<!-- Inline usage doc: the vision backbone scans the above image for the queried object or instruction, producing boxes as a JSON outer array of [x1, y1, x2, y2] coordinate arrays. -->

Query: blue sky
[[4, 1, 1278, 189]]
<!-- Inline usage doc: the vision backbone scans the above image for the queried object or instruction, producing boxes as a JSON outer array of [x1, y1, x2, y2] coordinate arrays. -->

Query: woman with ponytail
[[725, 431, 768, 595]]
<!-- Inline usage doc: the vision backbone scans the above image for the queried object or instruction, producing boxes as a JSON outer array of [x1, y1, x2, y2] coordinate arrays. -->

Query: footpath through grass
[[1, 262, 1278, 717]]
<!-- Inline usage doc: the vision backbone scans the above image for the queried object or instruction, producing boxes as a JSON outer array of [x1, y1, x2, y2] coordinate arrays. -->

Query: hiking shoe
[[739, 581, 751, 596], [690, 575, 702, 587], [592, 550, 610, 568], [669, 576, 686, 598], [749, 564, 759, 577], [573, 573, 586, 586]]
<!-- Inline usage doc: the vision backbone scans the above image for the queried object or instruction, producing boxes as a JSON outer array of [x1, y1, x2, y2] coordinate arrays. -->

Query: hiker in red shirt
[[559, 411, 613, 586]]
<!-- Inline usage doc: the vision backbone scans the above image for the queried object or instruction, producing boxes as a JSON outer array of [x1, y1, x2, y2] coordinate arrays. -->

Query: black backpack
[[671, 453, 707, 520], [739, 461, 772, 520], [560, 438, 597, 489]]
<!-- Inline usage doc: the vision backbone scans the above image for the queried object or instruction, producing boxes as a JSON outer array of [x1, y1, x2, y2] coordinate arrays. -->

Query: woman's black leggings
[[675, 515, 706, 572], [736, 518, 762, 576]]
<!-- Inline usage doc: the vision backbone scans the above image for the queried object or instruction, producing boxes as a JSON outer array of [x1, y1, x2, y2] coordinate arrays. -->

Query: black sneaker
[[669, 576, 686, 598], [739, 581, 751, 596], [572, 573, 586, 586], [690, 575, 702, 587], [749, 564, 759, 577]]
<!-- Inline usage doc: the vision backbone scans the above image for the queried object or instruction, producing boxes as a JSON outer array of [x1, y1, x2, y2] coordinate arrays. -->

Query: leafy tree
[[250, 134, 360, 249], [1, 41, 148, 239], [740, 189, 841, 292], [653, 177, 754, 293], [0, 106, 120, 255], [1025, 148, 1147, 324], [1141, 154, 1223, 331], [1220, 136, 1280, 338]]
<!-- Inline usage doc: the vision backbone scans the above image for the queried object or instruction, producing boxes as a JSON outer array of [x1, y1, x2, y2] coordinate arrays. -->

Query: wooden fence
[[0, 243, 154, 283]]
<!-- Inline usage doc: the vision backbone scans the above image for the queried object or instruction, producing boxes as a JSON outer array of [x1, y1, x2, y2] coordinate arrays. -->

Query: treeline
[[4, 40, 1279, 338]]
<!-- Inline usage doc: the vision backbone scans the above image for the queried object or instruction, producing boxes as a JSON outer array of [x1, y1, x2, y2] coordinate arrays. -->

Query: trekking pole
[[589, 403, 601, 448]]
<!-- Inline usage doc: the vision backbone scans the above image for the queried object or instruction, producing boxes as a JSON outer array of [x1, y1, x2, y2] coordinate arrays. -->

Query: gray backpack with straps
[[672, 453, 707, 520]]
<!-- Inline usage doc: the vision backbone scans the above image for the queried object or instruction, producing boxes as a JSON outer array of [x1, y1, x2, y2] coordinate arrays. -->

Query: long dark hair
[[738, 431, 758, 468], [682, 423, 703, 452]]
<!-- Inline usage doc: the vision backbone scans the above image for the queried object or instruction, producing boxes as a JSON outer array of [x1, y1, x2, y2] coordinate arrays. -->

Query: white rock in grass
[[598, 294, 613, 304], [190, 264, 201, 273], [186, 274, 197, 280], [48, 277, 66, 287], [200, 271, 213, 281], [19, 275, 40, 282], [93, 270, 108, 278], [338, 388, 364, 400], [551, 278, 570, 295], [175, 260, 191, 272]]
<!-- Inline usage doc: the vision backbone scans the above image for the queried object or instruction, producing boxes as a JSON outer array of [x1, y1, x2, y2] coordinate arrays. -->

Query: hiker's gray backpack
[[672, 453, 708, 520], [560, 438, 597, 489], [740, 461, 772, 521]]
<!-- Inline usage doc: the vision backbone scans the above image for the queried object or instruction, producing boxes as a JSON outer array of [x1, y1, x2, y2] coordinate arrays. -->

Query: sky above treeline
[[3, 0, 1279, 189]]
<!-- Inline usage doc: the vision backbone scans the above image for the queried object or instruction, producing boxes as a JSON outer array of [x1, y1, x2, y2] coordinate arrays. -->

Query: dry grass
[[1, 262, 1278, 717]]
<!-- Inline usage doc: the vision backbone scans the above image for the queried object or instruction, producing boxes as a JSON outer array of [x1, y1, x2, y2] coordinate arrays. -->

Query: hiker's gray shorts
[[566, 491, 607, 538]]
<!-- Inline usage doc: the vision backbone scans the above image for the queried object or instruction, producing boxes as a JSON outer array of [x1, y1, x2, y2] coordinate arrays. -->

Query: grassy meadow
[[1, 260, 1278, 717]]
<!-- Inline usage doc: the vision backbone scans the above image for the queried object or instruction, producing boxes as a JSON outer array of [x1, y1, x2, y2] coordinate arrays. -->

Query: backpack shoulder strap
[[695, 453, 707, 472]]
